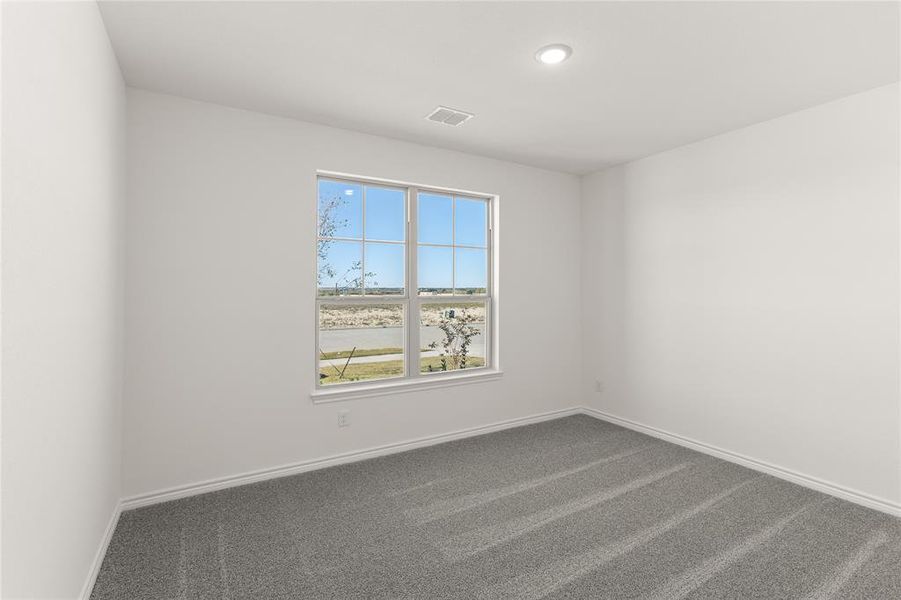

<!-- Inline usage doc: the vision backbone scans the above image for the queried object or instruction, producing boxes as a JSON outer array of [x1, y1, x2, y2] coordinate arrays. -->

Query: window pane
[[418, 246, 453, 295], [420, 302, 487, 373], [454, 247, 487, 295], [318, 179, 362, 239], [418, 193, 453, 245], [365, 186, 405, 242], [318, 240, 362, 296], [319, 304, 404, 385], [365, 242, 404, 295], [455, 197, 487, 247]]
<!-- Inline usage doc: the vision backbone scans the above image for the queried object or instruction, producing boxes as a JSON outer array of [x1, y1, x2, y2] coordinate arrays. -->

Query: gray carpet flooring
[[91, 415, 901, 599]]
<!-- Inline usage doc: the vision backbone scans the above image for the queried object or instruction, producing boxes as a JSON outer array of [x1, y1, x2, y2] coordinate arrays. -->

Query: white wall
[[581, 83, 901, 506], [1, 2, 126, 598], [123, 89, 582, 498]]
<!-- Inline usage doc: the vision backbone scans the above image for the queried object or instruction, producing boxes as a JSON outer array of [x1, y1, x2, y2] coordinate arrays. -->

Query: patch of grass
[[419, 355, 484, 373], [320, 347, 403, 360], [320, 356, 485, 385], [320, 347, 431, 360]]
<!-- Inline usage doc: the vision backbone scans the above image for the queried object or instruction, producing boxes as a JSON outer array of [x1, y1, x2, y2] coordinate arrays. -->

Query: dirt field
[[319, 302, 486, 329]]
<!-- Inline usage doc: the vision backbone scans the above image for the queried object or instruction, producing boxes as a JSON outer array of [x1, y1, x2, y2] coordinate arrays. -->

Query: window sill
[[311, 369, 503, 404]]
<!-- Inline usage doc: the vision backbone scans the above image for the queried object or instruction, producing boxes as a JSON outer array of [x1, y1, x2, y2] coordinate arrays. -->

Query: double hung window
[[315, 175, 494, 392]]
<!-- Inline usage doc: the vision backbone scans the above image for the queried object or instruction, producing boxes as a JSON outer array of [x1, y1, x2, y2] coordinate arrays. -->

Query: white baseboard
[[119, 403, 901, 520], [79, 500, 121, 600], [121, 406, 582, 511], [581, 406, 901, 518]]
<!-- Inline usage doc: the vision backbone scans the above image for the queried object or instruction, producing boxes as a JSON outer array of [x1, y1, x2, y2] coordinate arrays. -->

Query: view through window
[[317, 176, 492, 387]]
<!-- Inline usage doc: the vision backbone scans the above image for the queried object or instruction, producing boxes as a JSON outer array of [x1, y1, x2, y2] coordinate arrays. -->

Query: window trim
[[312, 171, 500, 402]]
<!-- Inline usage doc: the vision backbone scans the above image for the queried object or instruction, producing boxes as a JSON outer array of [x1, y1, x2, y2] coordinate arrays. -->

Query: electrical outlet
[[337, 409, 350, 428], [594, 380, 605, 393]]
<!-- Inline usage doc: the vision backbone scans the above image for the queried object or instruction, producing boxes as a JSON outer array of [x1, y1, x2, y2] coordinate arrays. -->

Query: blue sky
[[319, 180, 487, 291]]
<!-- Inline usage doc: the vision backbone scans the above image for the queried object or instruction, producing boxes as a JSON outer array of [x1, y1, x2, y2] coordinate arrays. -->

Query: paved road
[[320, 325, 486, 365]]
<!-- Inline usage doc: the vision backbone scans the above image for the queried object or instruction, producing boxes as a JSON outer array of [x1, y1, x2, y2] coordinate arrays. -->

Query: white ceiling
[[99, 1, 899, 174]]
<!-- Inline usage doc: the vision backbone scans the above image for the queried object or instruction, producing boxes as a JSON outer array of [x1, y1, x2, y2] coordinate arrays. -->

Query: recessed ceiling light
[[535, 44, 572, 65]]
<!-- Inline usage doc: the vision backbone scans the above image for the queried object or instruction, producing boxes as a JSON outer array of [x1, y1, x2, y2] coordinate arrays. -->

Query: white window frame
[[312, 172, 501, 403]]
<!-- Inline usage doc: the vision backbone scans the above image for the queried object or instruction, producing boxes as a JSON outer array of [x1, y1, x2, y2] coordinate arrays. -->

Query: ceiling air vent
[[426, 106, 474, 127]]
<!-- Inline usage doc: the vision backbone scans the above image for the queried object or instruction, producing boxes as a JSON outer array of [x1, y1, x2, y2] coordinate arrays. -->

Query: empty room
[[2, 1, 901, 598]]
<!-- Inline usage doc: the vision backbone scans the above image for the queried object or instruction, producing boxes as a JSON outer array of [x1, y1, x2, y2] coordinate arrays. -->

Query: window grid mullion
[[415, 242, 487, 250], [319, 236, 404, 245]]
